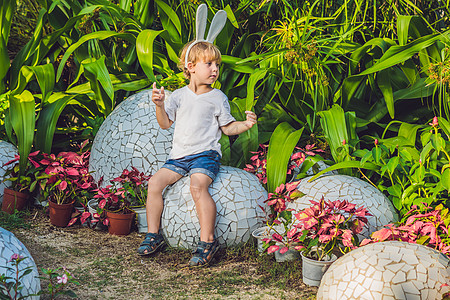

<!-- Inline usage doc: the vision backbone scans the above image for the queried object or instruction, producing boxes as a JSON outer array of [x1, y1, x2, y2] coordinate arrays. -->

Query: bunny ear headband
[[184, 4, 227, 68]]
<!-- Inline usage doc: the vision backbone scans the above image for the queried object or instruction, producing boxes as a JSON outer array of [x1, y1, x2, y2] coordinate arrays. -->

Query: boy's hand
[[244, 111, 257, 128], [152, 82, 165, 107]]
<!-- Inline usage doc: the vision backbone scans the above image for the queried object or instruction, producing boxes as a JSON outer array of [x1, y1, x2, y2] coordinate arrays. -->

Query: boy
[[137, 40, 257, 267]]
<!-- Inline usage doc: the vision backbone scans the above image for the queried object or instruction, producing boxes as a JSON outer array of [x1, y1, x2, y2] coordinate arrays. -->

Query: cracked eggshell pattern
[[0, 141, 18, 205], [0, 227, 40, 299], [317, 241, 450, 300], [89, 89, 173, 184], [161, 166, 268, 249], [287, 175, 398, 238]]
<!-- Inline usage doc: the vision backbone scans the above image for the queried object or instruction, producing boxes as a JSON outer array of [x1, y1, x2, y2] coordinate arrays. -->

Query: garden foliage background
[[2, 0, 450, 216]]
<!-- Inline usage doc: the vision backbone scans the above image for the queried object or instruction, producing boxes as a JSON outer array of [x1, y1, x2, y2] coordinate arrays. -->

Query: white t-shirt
[[164, 86, 236, 159]]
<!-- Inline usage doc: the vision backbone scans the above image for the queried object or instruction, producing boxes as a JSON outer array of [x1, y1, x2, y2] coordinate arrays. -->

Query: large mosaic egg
[[0, 227, 40, 299], [287, 175, 398, 238], [317, 241, 450, 299], [161, 166, 268, 249], [89, 89, 173, 183], [0, 141, 18, 205]]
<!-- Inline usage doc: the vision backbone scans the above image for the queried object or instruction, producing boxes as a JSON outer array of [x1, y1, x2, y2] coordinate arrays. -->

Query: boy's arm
[[152, 82, 173, 129], [220, 111, 257, 136]]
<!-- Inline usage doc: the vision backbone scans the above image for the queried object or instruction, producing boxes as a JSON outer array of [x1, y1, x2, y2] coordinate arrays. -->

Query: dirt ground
[[6, 207, 317, 299]]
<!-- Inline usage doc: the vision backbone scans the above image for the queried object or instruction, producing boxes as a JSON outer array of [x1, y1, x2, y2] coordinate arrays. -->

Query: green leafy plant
[[312, 116, 450, 214], [36, 267, 78, 299], [1, 253, 77, 299], [0, 254, 32, 300]]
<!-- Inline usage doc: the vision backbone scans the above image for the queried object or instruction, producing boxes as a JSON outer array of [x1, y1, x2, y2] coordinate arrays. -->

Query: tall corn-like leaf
[[397, 15, 413, 46], [9, 8, 46, 89], [136, 30, 164, 82], [362, 33, 444, 74], [154, 0, 181, 41], [119, 0, 132, 12], [31, 64, 55, 104], [10, 13, 85, 89], [227, 98, 258, 168], [8, 90, 35, 176], [82, 56, 114, 116], [377, 68, 395, 118], [56, 31, 135, 81], [366, 77, 434, 123], [13, 65, 55, 103], [0, 0, 15, 45], [342, 31, 446, 108], [36, 93, 78, 153], [309, 161, 379, 182], [0, 0, 16, 93], [246, 69, 267, 111], [134, 0, 155, 27], [318, 104, 356, 162], [155, 0, 183, 64], [266, 122, 303, 193], [0, 38, 7, 93]]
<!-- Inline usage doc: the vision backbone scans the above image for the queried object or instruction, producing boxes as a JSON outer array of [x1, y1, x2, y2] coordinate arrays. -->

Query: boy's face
[[189, 59, 220, 85]]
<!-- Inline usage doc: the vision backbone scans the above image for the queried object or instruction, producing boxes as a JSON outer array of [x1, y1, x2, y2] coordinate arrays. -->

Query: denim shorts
[[162, 150, 221, 180]]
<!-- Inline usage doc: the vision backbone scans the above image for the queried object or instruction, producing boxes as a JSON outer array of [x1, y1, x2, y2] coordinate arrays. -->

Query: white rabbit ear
[[195, 4, 208, 41], [205, 10, 227, 43]]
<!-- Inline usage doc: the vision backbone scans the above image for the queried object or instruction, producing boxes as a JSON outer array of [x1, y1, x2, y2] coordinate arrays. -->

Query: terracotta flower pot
[[48, 200, 74, 227], [106, 211, 135, 236], [1, 188, 29, 215]]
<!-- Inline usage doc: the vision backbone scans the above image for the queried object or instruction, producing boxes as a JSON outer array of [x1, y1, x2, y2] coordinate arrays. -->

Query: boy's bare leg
[[146, 168, 183, 234], [190, 173, 215, 243]]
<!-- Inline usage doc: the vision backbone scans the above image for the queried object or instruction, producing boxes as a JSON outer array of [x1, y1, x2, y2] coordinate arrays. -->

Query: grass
[[0, 210, 32, 230], [6, 207, 318, 299]]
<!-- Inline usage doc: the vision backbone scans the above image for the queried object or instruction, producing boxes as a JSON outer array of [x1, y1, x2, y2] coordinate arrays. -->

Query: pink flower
[[374, 138, 379, 145], [57, 274, 68, 284], [429, 116, 439, 127], [342, 139, 346, 145], [9, 254, 23, 262]]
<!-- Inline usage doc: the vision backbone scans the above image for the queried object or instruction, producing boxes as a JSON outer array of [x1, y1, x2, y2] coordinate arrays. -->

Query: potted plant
[[38, 150, 95, 227], [93, 185, 136, 236], [265, 197, 371, 286], [2, 151, 42, 214], [360, 203, 450, 255], [110, 167, 151, 232], [258, 181, 304, 260], [63, 143, 99, 228]]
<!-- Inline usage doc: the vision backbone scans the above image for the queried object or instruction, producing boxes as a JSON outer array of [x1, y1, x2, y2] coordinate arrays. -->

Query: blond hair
[[178, 41, 222, 79]]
